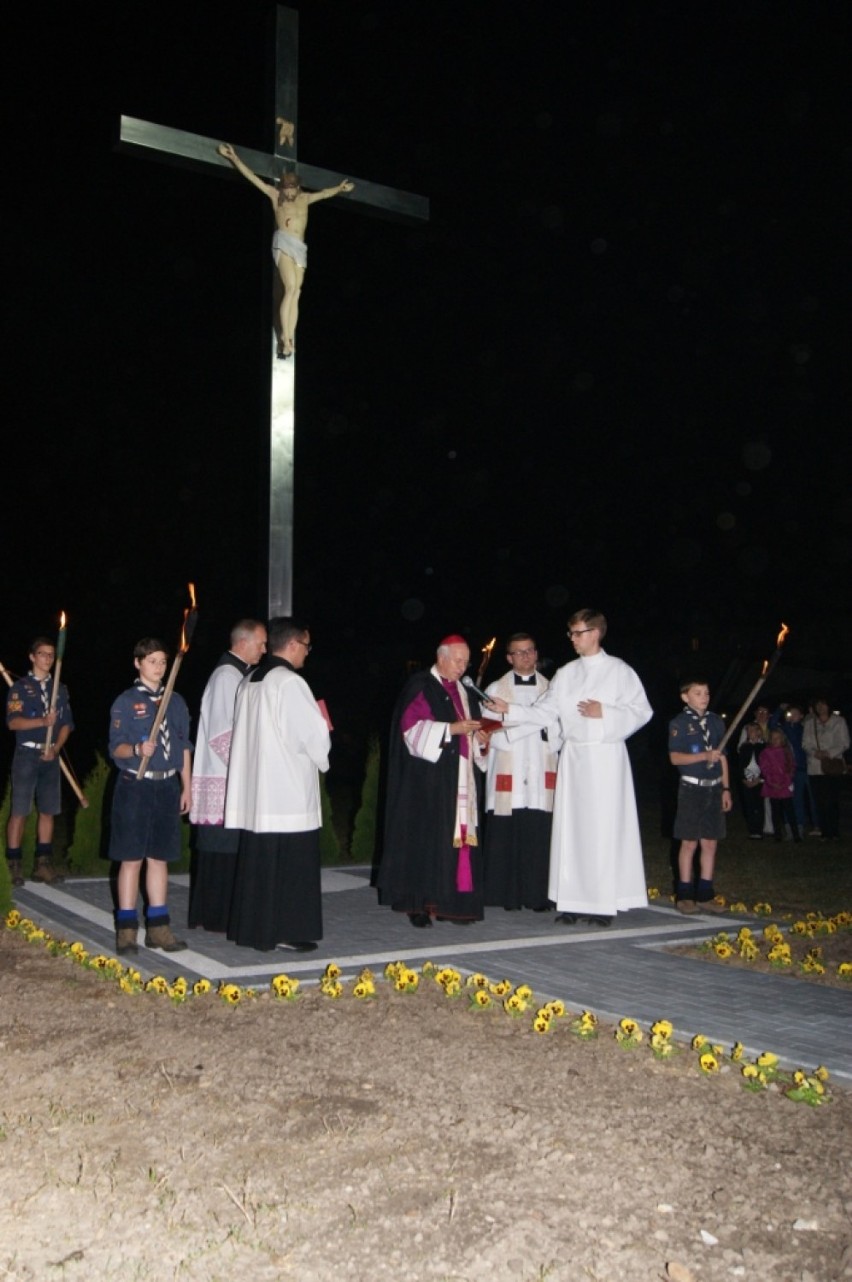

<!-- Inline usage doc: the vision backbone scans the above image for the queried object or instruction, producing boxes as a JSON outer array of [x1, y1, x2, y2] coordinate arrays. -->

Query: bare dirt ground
[[1, 926, 850, 1282]]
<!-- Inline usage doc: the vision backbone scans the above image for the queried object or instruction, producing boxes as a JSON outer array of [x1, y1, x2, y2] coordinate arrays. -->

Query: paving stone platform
[[11, 868, 851, 1083]]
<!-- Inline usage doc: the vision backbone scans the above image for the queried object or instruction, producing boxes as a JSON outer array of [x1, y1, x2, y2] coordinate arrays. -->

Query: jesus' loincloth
[[272, 229, 308, 270]]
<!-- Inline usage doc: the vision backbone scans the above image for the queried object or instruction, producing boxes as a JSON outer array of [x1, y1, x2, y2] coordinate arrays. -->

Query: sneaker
[[696, 898, 727, 914], [809, 828, 822, 837], [676, 899, 698, 915], [6, 859, 24, 887]]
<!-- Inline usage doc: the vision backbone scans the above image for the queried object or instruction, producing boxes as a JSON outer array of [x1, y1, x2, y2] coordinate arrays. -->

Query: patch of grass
[[639, 802, 852, 915]]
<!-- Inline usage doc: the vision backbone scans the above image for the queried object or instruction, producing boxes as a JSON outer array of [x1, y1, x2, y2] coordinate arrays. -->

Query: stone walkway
[[12, 867, 850, 1083]]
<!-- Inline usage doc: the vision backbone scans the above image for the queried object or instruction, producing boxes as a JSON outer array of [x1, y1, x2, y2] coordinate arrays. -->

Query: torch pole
[[135, 588, 198, 780], [717, 671, 769, 755], [717, 623, 790, 754], [135, 652, 187, 780], [43, 613, 67, 755]]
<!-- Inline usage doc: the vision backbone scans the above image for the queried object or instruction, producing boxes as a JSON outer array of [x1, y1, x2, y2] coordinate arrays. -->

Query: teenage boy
[[5, 637, 74, 886], [668, 679, 731, 914], [108, 638, 193, 954]]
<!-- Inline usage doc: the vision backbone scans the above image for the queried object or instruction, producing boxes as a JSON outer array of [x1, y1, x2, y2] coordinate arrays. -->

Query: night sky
[[5, 1, 850, 777]]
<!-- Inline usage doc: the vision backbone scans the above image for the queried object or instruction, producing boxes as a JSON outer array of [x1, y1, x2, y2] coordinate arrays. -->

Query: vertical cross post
[[268, 6, 298, 617]]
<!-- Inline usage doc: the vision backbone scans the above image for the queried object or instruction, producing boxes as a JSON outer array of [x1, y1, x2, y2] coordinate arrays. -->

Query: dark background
[[4, 1, 850, 787]]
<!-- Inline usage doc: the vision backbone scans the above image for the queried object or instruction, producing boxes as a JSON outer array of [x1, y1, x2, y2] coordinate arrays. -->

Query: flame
[[482, 636, 496, 655], [59, 611, 66, 629], [761, 660, 768, 677], [776, 621, 789, 649], [179, 582, 198, 653]]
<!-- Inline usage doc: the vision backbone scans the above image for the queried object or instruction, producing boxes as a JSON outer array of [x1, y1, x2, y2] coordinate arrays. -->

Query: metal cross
[[119, 5, 428, 617]]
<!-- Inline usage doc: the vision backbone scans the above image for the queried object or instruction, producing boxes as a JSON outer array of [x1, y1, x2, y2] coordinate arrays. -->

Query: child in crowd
[[668, 679, 731, 914], [108, 638, 193, 954], [759, 727, 801, 843]]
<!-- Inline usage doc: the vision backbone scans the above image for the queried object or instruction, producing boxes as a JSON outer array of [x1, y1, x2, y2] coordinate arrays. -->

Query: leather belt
[[681, 776, 722, 788], [122, 769, 177, 781]]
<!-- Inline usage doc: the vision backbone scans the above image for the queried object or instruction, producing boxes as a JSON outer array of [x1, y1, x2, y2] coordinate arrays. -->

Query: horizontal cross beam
[[118, 115, 429, 224]]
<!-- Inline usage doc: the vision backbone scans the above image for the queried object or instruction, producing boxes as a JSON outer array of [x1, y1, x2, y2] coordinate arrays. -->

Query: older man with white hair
[[379, 635, 490, 927]]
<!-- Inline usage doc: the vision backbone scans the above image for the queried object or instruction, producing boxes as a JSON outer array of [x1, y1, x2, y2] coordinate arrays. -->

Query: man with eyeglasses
[[482, 633, 561, 912], [491, 609, 651, 926], [224, 617, 330, 951]]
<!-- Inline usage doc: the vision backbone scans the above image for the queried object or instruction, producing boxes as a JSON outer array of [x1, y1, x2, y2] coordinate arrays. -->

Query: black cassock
[[378, 670, 484, 921]]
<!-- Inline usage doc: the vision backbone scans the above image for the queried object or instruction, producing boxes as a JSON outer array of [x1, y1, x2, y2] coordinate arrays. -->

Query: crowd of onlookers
[[735, 698, 849, 842]]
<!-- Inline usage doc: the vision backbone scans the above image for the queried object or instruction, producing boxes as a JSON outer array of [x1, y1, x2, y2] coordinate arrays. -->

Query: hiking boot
[[676, 899, 698, 915], [116, 926, 139, 956], [144, 921, 187, 952], [696, 898, 726, 914], [7, 859, 24, 887], [32, 858, 64, 885]]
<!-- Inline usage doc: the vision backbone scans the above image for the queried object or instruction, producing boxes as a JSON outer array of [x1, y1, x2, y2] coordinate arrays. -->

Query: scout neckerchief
[[29, 670, 51, 715], [134, 678, 170, 760], [682, 703, 713, 751]]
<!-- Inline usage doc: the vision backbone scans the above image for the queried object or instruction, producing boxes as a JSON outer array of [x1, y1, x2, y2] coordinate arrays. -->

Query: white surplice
[[503, 649, 652, 916], [189, 656, 244, 827], [484, 670, 561, 815], [225, 664, 330, 834]]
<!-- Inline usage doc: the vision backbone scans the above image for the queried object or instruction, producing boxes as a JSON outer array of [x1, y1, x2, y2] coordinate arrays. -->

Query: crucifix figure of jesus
[[119, 5, 428, 615], [217, 143, 354, 359]]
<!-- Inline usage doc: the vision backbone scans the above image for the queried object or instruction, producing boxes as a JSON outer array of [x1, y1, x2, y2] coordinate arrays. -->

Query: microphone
[[461, 675, 491, 704]]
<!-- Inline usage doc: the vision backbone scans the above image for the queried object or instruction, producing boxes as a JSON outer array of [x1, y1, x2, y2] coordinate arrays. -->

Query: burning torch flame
[[760, 660, 768, 677], [59, 611, 66, 629], [476, 636, 496, 685], [776, 622, 789, 649], [179, 582, 198, 654]]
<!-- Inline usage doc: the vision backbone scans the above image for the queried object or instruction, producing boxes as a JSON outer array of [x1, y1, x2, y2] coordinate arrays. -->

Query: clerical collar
[[513, 674, 536, 685], [222, 650, 251, 675], [250, 654, 297, 682]]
